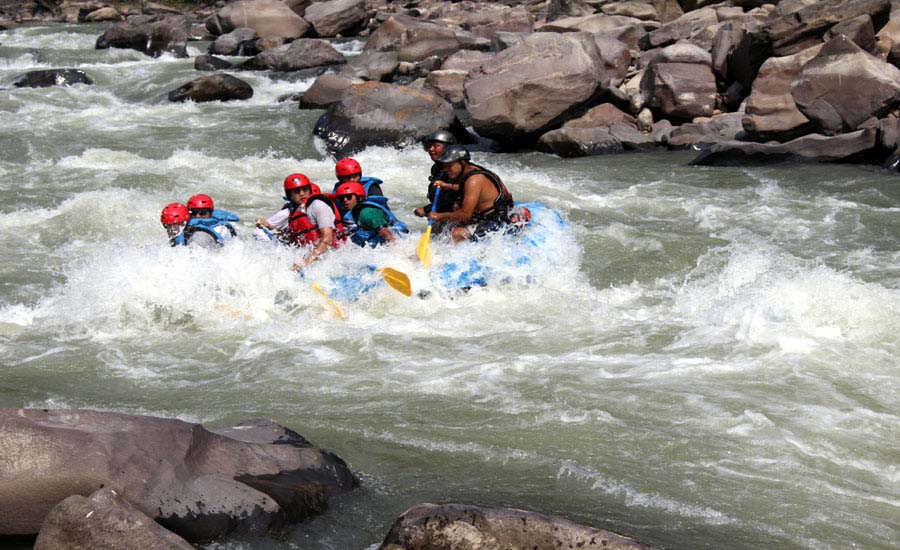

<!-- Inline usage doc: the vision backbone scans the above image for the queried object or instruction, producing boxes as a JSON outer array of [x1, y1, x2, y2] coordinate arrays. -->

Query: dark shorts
[[467, 219, 507, 241]]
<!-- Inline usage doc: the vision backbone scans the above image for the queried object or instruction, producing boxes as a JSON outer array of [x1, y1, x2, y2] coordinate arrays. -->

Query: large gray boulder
[[313, 81, 458, 156], [0, 410, 356, 542], [364, 15, 461, 63], [340, 50, 400, 81], [668, 112, 746, 148], [792, 35, 900, 134], [303, 0, 366, 37], [536, 14, 648, 34], [378, 503, 656, 550], [214, 0, 309, 41], [640, 8, 718, 50], [210, 27, 258, 56], [299, 73, 357, 109], [742, 45, 822, 142], [240, 39, 345, 71], [538, 127, 626, 157], [167, 74, 254, 102], [13, 69, 93, 88], [33, 488, 193, 550], [763, 0, 891, 56], [691, 128, 879, 165], [640, 62, 717, 120], [464, 32, 607, 142], [96, 15, 191, 58]]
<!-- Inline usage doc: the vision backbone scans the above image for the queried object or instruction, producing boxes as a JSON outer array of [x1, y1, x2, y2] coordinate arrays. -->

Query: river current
[[1, 24, 898, 550]]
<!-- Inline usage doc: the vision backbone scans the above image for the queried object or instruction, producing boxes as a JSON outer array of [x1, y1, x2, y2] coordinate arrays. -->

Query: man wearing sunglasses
[[171, 194, 239, 248], [335, 181, 408, 248]]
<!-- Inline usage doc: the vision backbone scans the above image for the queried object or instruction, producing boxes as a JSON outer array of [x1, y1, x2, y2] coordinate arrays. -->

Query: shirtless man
[[427, 145, 514, 243]]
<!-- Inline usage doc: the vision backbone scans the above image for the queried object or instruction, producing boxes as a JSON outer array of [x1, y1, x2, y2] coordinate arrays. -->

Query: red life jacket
[[287, 194, 346, 246]]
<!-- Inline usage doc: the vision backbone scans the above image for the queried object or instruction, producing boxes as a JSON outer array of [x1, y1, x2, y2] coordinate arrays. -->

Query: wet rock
[[313, 81, 458, 156], [539, 126, 625, 157], [742, 44, 821, 142], [340, 50, 400, 81], [168, 74, 254, 102], [13, 69, 93, 88], [378, 503, 656, 550], [210, 27, 258, 56], [464, 32, 607, 143], [640, 62, 716, 121], [214, 0, 309, 41], [240, 39, 345, 71], [691, 128, 879, 165], [792, 35, 900, 134], [763, 0, 891, 57], [194, 54, 234, 71], [96, 15, 191, 58], [33, 488, 193, 550], [563, 103, 636, 128], [0, 409, 356, 542], [303, 0, 366, 38], [299, 74, 357, 109]]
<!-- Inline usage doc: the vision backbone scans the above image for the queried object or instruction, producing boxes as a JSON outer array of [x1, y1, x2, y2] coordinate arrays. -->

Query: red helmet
[[187, 193, 214, 211], [335, 158, 361, 178], [309, 183, 321, 195], [335, 182, 365, 199], [283, 173, 312, 193], [160, 202, 189, 225]]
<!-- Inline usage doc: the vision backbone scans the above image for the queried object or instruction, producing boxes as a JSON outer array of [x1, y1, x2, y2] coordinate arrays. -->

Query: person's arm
[[377, 227, 395, 242], [430, 176, 483, 223], [304, 227, 334, 265]]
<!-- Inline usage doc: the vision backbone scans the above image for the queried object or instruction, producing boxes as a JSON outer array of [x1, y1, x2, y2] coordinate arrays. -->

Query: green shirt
[[357, 206, 390, 231]]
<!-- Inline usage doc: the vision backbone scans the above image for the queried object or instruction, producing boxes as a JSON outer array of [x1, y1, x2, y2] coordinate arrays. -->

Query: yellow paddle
[[416, 187, 441, 267], [311, 282, 347, 320], [377, 267, 412, 296]]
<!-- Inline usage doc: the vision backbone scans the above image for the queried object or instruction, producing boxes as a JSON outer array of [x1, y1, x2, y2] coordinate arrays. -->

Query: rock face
[[314, 81, 457, 156], [33, 488, 193, 550], [168, 74, 254, 102], [791, 35, 900, 135], [763, 0, 891, 56], [13, 69, 93, 88], [742, 45, 821, 142], [464, 32, 607, 142], [0, 410, 357, 542], [303, 0, 366, 38], [96, 15, 191, 58], [240, 39, 345, 71], [378, 503, 656, 550], [215, 0, 309, 40]]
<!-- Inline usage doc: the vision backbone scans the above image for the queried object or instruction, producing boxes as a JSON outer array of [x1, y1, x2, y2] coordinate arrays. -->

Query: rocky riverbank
[[0, 409, 656, 549], [7, 0, 900, 171]]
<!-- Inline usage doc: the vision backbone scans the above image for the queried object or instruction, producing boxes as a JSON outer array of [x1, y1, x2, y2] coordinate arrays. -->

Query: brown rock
[[216, 0, 309, 41], [640, 62, 716, 120], [691, 128, 879, 165], [303, 0, 366, 37], [564, 103, 636, 128]]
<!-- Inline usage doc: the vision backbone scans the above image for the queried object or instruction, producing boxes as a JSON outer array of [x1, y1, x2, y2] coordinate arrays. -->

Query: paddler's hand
[[428, 211, 440, 221], [414, 207, 426, 217], [256, 218, 273, 229]]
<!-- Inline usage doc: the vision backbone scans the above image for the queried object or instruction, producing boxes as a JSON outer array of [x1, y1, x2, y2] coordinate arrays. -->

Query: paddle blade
[[378, 267, 412, 297], [311, 282, 347, 320], [417, 226, 433, 267]]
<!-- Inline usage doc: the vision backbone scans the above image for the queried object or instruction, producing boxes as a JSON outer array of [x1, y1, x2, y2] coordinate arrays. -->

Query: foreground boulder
[[314, 81, 457, 156], [96, 15, 191, 58], [791, 35, 900, 135], [168, 74, 254, 102], [13, 69, 93, 88], [691, 128, 879, 165], [378, 503, 656, 550], [464, 32, 608, 143], [0, 410, 357, 542], [33, 488, 193, 550]]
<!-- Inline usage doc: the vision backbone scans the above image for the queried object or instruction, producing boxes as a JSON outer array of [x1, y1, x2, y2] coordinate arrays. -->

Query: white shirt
[[252, 208, 290, 241], [306, 199, 335, 229]]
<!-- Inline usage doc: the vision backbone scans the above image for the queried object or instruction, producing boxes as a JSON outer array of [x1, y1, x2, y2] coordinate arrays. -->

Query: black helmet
[[438, 145, 470, 163], [424, 129, 456, 145]]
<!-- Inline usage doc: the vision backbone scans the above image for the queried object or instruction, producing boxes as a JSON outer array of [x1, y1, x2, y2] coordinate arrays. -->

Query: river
[[1, 23, 898, 550]]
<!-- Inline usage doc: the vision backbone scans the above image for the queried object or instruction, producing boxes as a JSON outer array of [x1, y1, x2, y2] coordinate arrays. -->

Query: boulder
[[464, 33, 608, 142], [468, 12, 534, 41], [13, 69, 93, 88], [215, 0, 309, 41], [0, 409, 356, 542], [299, 73, 357, 109], [341, 50, 400, 81], [609, 122, 658, 151], [792, 35, 900, 134], [303, 0, 366, 38], [378, 503, 655, 550], [441, 50, 494, 73], [194, 54, 234, 71], [640, 8, 718, 50], [563, 103, 636, 128], [537, 14, 648, 35], [601, 2, 659, 22], [825, 14, 875, 52], [95, 15, 191, 58], [592, 36, 632, 87], [668, 112, 745, 148], [763, 0, 891, 56], [210, 27, 258, 56], [425, 70, 467, 104], [313, 81, 458, 156], [491, 32, 529, 52], [538, 126, 625, 157], [691, 128, 879, 165], [742, 45, 822, 142], [545, 0, 595, 22], [33, 488, 193, 550], [644, 41, 712, 67], [711, 26, 747, 85], [640, 62, 717, 120], [83, 7, 121, 22], [168, 74, 254, 102], [364, 15, 461, 63], [240, 39, 345, 71]]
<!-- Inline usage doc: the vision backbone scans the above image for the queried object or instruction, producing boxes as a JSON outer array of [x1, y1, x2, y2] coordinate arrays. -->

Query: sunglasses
[[337, 174, 360, 183], [338, 194, 356, 201], [189, 208, 212, 216]]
